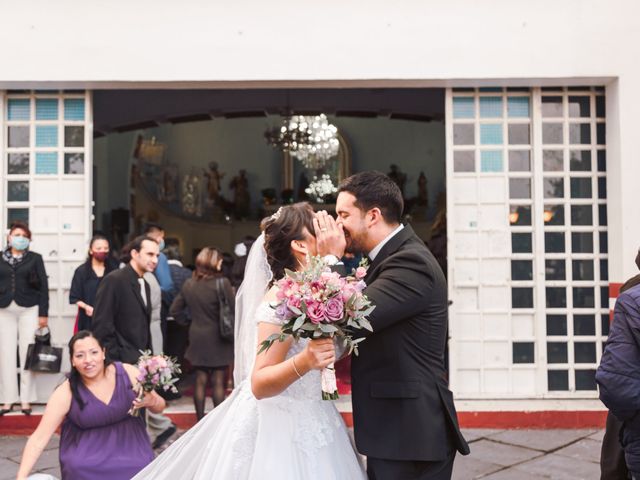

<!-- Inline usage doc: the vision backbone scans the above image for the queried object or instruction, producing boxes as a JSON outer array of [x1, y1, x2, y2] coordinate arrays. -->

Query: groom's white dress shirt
[[367, 224, 404, 261]]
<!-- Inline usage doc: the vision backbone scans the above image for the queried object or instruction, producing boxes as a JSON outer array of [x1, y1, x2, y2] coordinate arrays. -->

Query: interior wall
[[94, 115, 445, 258]]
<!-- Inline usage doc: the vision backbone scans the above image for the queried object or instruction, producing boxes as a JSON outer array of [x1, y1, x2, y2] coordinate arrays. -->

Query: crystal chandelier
[[265, 114, 340, 169], [305, 174, 338, 203]]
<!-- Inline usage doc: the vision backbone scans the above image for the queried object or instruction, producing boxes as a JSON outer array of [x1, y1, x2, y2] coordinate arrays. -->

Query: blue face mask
[[10, 236, 30, 251], [158, 239, 165, 251]]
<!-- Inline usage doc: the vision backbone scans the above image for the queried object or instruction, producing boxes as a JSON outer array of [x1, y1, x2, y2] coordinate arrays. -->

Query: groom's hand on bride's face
[[313, 211, 346, 258]]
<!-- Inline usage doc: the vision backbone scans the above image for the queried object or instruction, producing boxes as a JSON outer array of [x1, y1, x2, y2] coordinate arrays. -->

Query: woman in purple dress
[[16, 331, 166, 480]]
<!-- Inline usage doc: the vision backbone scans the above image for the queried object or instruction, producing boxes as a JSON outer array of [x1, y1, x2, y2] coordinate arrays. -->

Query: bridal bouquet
[[259, 256, 375, 400], [128, 350, 181, 416]]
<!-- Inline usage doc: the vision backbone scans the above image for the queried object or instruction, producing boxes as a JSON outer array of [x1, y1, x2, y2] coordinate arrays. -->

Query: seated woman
[[16, 331, 166, 480]]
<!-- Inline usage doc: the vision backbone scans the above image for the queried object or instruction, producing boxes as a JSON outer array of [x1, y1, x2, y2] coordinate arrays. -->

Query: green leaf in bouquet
[[319, 323, 338, 334], [358, 318, 374, 332], [257, 333, 283, 355], [292, 314, 306, 331], [289, 305, 302, 316], [300, 323, 316, 331], [361, 305, 376, 316], [313, 329, 323, 338]]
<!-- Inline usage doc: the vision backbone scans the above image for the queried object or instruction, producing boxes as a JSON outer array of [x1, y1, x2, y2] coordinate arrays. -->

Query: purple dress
[[59, 362, 154, 480]]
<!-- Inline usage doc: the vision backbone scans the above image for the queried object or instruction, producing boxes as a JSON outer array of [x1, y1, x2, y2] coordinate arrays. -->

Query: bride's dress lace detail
[[229, 382, 258, 474]]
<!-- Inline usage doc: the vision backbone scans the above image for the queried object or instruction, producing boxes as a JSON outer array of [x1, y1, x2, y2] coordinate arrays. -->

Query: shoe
[[152, 424, 177, 449], [0, 407, 12, 416], [21, 408, 32, 416]]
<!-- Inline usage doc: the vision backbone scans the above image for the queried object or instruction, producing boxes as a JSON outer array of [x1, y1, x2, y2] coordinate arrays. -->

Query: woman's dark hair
[[85, 234, 110, 263], [194, 246, 223, 280], [67, 330, 111, 410], [261, 202, 315, 280], [8, 220, 32, 239], [338, 171, 404, 224]]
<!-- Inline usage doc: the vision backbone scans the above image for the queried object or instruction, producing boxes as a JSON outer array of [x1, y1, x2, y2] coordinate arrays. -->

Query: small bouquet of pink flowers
[[128, 350, 181, 417], [259, 256, 375, 400]]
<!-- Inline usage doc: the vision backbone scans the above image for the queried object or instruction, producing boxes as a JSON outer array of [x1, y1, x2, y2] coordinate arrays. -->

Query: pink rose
[[341, 284, 357, 303], [325, 297, 344, 322], [355, 266, 367, 279], [306, 301, 326, 324], [287, 295, 302, 310], [354, 280, 366, 293]]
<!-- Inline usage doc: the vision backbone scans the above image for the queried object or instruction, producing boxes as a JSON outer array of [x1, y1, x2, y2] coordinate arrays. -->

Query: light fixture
[[265, 114, 340, 169], [305, 174, 338, 203]]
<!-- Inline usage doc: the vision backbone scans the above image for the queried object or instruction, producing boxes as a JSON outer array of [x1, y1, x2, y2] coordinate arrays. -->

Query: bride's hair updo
[[261, 202, 315, 280]]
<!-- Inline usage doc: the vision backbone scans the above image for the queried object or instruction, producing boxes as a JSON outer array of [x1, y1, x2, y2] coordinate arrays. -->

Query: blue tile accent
[[36, 99, 59, 120], [453, 97, 475, 119], [35, 125, 58, 147], [480, 124, 503, 145], [8, 99, 30, 121], [35, 152, 58, 174], [64, 99, 85, 121], [481, 150, 504, 172], [508, 97, 530, 118], [480, 97, 503, 118]]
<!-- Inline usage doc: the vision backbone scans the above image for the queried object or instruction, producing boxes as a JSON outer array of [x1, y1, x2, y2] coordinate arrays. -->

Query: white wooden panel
[[31, 207, 59, 232]]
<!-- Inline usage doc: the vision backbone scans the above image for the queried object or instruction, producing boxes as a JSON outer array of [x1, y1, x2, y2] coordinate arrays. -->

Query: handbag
[[25, 327, 63, 373], [215, 277, 234, 342]]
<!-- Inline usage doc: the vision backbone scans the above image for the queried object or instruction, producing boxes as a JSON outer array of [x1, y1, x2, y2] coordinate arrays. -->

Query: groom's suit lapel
[[364, 224, 416, 283]]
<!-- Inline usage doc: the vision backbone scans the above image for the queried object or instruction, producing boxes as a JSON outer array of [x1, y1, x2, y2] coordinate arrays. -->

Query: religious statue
[[417, 171, 428, 207], [182, 173, 203, 217], [204, 161, 225, 207], [387, 164, 407, 198], [229, 169, 251, 220]]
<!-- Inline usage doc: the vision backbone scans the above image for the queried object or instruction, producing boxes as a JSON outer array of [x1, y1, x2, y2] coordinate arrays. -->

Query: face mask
[[92, 251, 109, 262], [10, 236, 30, 251], [234, 242, 247, 257], [158, 239, 165, 251]]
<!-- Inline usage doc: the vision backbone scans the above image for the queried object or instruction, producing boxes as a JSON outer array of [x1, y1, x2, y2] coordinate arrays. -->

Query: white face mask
[[234, 242, 247, 257]]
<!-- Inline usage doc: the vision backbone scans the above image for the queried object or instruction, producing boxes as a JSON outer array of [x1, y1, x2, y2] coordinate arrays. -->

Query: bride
[[133, 202, 366, 479]]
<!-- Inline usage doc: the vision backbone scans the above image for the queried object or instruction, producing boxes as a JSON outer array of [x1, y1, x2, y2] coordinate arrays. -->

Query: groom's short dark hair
[[338, 171, 403, 224]]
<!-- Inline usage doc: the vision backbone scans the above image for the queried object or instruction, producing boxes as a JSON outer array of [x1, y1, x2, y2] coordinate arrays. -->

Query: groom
[[315, 171, 469, 480]]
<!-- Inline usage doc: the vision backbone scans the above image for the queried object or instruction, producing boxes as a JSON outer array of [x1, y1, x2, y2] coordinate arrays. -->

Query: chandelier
[[265, 114, 340, 169]]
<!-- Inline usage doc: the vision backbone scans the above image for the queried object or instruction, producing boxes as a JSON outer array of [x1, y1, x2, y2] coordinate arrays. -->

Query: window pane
[[575, 343, 596, 363], [512, 233, 532, 253], [602, 314, 610, 336], [545, 259, 566, 280], [599, 232, 608, 253], [545, 232, 565, 253], [569, 123, 591, 144], [544, 178, 564, 199], [508, 124, 530, 145], [546, 287, 567, 308], [64, 153, 85, 174], [570, 178, 592, 199], [575, 370, 597, 390], [64, 126, 84, 147], [542, 123, 563, 144], [573, 287, 595, 308], [547, 314, 567, 336], [568, 96, 590, 117], [509, 205, 531, 226], [8, 208, 29, 225], [453, 97, 475, 118], [512, 260, 533, 280], [35, 98, 58, 120], [542, 96, 563, 117], [7, 153, 30, 174], [547, 342, 568, 363], [512, 288, 534, 308], [570, 150, 591, 171], [509, 150, 531, 171], [600, 259, 609, 281], [453, 124, 474, 145], [548, 370, 569, 391], [480, 124, 503, 145], [7, 181, 29, 202], [572, 232, 594, 253], [598, 177, 607, 199], [509, 178, 531, 199], [479, 97, 503, 118], [574, 315, 596, 335], [571, 205, 593, 225], [572, 260, 594, 281], [544, 204, 565, 226], [597, 123, 606, 145], [596, 96, 605, 118], [599, 204, 607, 226], [507, 97, 530, 117], [454, 151, 475, 172], [543, 150, 563, 171], [480, 150, 503, 172], [8, 126, 29, 147], [513, 342, 535, 363], [597, 150, 606, 172]]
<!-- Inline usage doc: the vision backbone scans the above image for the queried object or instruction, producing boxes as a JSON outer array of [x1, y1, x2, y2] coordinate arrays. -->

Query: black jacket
[[92, 264, 151, 364], [350, 225, 469, 461], [0, 250, 49, 316], [69, 260, 117, 331]]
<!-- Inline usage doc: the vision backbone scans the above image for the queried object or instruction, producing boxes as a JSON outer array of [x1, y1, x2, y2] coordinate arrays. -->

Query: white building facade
[[1, 0, 638, 423]]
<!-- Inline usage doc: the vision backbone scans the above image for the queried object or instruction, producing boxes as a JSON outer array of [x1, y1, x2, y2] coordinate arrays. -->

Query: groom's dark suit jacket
[[351, 225, 469, 462]]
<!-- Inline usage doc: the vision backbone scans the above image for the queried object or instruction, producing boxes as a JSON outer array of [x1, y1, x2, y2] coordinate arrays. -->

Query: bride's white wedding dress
[[133, 302, 365, 479]]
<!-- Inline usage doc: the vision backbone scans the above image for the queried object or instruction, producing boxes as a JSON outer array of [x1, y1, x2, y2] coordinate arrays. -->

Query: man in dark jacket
[[598, 248, 640, 479], [316, 171, 469, 480], [93, 235, 158, 364]]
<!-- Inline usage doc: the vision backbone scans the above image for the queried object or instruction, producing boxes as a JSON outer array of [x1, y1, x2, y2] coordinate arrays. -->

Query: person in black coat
[[69, 234, 117, 332], [0, 221, 49, 415], [92, 236, 159, 365], [316, 171, 469, 480]]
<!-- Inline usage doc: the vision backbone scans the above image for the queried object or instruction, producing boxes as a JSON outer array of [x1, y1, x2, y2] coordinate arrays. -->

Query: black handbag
[[25, 327, 63, 373], [215, 277, 234, 342]]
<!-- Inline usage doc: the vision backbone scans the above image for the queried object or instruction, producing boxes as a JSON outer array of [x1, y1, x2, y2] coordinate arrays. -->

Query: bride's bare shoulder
[[263, 285, 278, 302]]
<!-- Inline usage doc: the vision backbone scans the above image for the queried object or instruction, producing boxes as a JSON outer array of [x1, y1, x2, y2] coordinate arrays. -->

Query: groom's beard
[[344, 230, 366, 255]]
